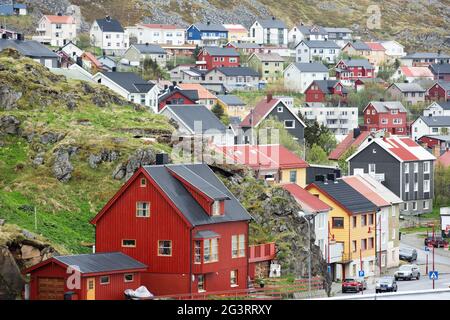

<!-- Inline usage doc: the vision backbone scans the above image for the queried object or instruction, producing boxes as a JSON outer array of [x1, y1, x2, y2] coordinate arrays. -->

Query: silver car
[[394, 264, 420, 281]]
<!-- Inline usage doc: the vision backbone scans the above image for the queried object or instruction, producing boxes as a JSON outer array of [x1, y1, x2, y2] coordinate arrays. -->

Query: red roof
[[282, 184, 331, 213], [365, 42, 385, 51], [82, 52, 102, 69], [438, 150, 450, 167], [214, 144, 309, 170], [45, 15, 75, 24], [342, 176, 390, 207], [382, 137, 418, 161], [399, 66, 434, 78], [240, 97, 280, 127], [329, 130, 371, 160]]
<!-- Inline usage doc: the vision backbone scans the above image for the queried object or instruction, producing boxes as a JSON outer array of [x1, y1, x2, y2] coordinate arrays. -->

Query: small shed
[[23, 252, 147, 300]]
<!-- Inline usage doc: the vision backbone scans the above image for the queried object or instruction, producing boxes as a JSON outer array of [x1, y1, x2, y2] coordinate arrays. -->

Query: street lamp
[[298, 210, 315, 299]]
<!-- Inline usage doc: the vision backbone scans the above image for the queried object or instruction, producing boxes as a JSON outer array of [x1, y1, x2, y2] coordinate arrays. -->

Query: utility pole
[[433, 224, 435, 290], [360, 248, 363, 295], [34, 206, 37, 231]]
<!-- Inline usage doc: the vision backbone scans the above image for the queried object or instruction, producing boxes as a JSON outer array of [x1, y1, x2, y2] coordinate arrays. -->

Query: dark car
[[342, 278, 367, 293], [375, 276, 398, 293], [424, 236, 448, 248], [399, 248, 417, 262]]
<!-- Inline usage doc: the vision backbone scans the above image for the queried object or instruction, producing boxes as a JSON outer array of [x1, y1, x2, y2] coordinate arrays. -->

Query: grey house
[[239, 94, 306, 145], [0, 39, 59, 68], [347, 135, 436, 215]]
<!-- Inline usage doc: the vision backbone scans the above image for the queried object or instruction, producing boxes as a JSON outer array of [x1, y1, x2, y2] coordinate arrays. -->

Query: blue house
[[186, 22, 228, 46], [0, 2, 27, 16]]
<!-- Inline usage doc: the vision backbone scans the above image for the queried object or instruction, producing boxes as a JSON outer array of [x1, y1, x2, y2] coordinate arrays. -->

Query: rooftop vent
[[156, 153, 169, 165]]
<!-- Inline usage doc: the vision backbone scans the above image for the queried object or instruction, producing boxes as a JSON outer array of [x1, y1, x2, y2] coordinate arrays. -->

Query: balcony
[[249, 242, 276, 263], [369, 173, 385, 183]]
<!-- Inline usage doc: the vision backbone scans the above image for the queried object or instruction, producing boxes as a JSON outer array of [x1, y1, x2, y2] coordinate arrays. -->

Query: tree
[[338, 146, 356, 175], [435, 164, 450, 207], [140, 57, 168, 80], [258, 117, 304, 157], [77, 33, 91, 50], [346, 83, 392, 112], [298, 113, 337, 153], [306, 144, 330, 165], [211, 103, 230, 125]]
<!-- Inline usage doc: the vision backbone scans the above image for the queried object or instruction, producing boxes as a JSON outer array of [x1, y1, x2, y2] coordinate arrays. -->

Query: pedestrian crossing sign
[[429, 271, 438, 280]]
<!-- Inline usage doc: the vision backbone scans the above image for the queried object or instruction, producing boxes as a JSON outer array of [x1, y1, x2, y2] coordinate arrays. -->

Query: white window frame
[[100, 276, 110, 285], [230, 270, 238, 287], [424, 180, 430, 193], [158, 240, 172, 256], [124, 274, 134, 283], [212, 201, 221, 216], [284, 120, 295, 129], [136, 202, 150, 217], [423, 161, 430, 174]]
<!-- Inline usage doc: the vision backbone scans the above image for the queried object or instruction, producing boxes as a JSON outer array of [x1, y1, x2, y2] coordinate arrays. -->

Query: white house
[[295, 40, 340, 64], [125, 24, 185, 45], [33, 15, 77, 47], [283, 62, 329, 93], [299, 105, 359, 141], [120, 43, 168, 68], [60, 41, 84, 59], [92, 72, 159, 112], [90, 16, 129, 55], [249, 17, 288, 46], [380, 40, 406, 62], [423, 101, 450, 117], [411, 116, 450, 141], [288, 25, 328, 45]]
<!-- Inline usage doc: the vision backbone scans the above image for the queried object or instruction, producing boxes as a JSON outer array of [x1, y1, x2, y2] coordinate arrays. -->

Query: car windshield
[[344, 278, 355, 282], [401, 248, 412, 253], [379, 278, 392, 284], [399, 265, 412, 270]]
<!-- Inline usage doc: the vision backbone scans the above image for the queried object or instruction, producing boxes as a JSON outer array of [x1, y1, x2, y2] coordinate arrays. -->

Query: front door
[[86, 278, 95, 300]]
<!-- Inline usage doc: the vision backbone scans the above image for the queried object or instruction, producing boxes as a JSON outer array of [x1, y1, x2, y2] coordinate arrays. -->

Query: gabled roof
[[95, 17, 124, 32], [178, 83, 217, 100], [437, 150, 450, 167], [132, 44, 166, 54], [308, 80, 347, 94], [417, 116, 450, 127], [324, 27, 352, 34], [431, 81, 450, 92], [328, 129, 371, 160], [82, 51, 102, 68], [192, 23, 227, 32], [139, 24, 181, 30], [257, 18, 287, 29], [342, 176, 391, 207], [350, 174, 403, 205], [365, 42, 385, 51], [345, 41, 371, 51], [389, 82, 426, 93], [249, 52, 284, 62], [364, 101, 407, 113], [290, 62, 329, 73], [398, 66, 434, 78], [299, 40, 340, 49], [99, 72, 154, 93], [217, 94, 245, 106], [212, 66, 259, 77], [429, 63, 450, 74], [201, 46, 239, 57], [307, 179, 378, 215], [338, 59, 374, 69], [282, 183, 330, 213], [222, 24, 248, 32], [158, 88, 199, 104], [144, 164, 252, 226], [164, 104, 227, 133], [214, 144, 309, 170], [44, 15, 75, 24], [403, 52, 450, 59], [347, 136, 436, 163], [435, 101, 450, 111], [297, 25, 328, 35], [0, 39, 58, 58]]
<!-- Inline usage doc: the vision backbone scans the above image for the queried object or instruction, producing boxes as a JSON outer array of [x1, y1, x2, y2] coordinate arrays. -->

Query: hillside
[[6, 0, 450, 52]]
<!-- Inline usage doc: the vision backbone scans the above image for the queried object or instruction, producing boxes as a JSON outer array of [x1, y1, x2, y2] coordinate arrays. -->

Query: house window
[[404, 163, 409, 173], [204, 238, 218, 263], [414, 163, 418, 173], [414, 182, 418, 192], [405, 182, 409, 193], [424, 161, 430, 174], [122, 239, 136, 247], [232, 234, 246, 258], [352, 216, 357, 228], [423, 200, 429, 210], [403, 203, 408, 211], [277, 106, 283, 112], [198, 275, 205, 292], [100, 276, 110, 285], [212, 201, 221, 216], [412, 201, 417, 211], [361, 239, 367, 250], [289, 170, 297, 183], [284, 120, 295, 129], [124, 274, 134, 283], [136, 202, 150, 217], [158, 240, 172, 256], [332, 217, 344, 229], [368, 164, 376, 174], [368, 214, 374, 225], [230, 270, 238, 287], [194, 240, 202, 264], [140, 178, 147, 187], [368, 237, 374, 249], [424, 180, 430, 193], [352, 240, 357, 252], [361, 215, 367, 226]]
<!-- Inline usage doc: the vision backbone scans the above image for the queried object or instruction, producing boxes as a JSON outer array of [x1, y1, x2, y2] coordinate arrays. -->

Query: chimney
[[353, 128, 361, 139], [206, 21, 211, 25], [164, 84, 168, 90], [433, 144, 441, 158], [106, 15, 111, 22], [145, 42, 149, 46], [315, 175, 325, 182], [272, 16, 276, 20], [112, 66, 117, 72], [327, 173, 336, 182], [172, 81, 177, 87], [266, 93, 273, 103], [57, 12, 63, 16], [156, 153, 169, 165], [379, 97, 384, 102]]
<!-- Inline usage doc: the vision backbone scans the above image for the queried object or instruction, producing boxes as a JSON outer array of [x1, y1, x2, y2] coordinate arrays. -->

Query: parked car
[[424, 236, 448, 248], [399, 248, 417, 262], [342, 278, 367, 293], [394, 264, 420, 281], [375, 276, 398, 293]]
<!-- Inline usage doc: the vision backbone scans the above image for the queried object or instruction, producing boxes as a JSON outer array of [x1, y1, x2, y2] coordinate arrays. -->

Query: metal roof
[[435, 101, 450, 111], [217, 94, 245, 106], [429, 63, 450, 74], [390, 82, 426, 92], [419, 116, 450, 127], [213, 66, 259, 77], [0, 39, 58, 58], [367, 101, 407, 113], [194, 230, 220, 239], [54, 252, 147, 274], [202, 46, 239, 57], [193, 23, 227, 32], [100, 72, 154, 93], [346, 41, 371, 51], [257, 18, 287, 29], [143, 164, 252, 226], [301, 40, 340, 49], [164, 104, 227, 133], [403, 52, 450, 59], [292, 62, 329, 73], [95, 17, 124, 32], [297, 25, 327, 35], [132, 44, 166, 54]]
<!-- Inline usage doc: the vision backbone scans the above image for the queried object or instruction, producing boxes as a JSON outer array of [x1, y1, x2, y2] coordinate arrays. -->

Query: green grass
[[400, 226, 432, 234], [420, 206, 441, 220]]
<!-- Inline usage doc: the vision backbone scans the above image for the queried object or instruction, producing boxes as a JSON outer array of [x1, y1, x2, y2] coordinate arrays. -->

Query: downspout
[[246, 221, 250, 289], [189, 227, 193, 298]]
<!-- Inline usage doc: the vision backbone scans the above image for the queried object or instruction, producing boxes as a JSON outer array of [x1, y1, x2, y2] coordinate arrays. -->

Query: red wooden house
[[196, 46, 240, 70], [90, 160, 253, 296], [23, 252, 147, 300], [304, 80, 348, 105], [335, 59, 374, 85], [426, 82, 450, 102], [362, 101, 408, 135], [157, 87, 199, 112]]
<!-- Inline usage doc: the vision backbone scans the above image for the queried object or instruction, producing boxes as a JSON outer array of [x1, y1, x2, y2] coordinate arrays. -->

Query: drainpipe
[[189, 227, 193, 298]]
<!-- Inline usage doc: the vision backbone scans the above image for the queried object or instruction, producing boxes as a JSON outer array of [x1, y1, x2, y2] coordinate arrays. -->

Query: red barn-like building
[[90, 161, 253, 296], [304, 80, 347, 105], [426, 82, 450, 102], [335, 59, 375, 85], [362, 101, 408, 135], [157, 87, 199, 112], [196, 46, 240, 70]]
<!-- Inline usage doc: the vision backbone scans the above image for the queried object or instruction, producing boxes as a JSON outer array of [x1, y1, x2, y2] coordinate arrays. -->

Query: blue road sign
[[327, 266, 331, 274], [358, 270, 365, 277], [425, 246, 430, 252], [429, 271, 439, 280]]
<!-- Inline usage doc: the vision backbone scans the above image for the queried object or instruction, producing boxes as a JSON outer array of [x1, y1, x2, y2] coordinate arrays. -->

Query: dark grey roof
[[292, 62, 329, 73], [435, 81, 450, 91], [217, 94, 245, 106], [312, 180, 378, 214], [229, 42, 262, 49], [195, 230, 220, 239], [214, 67, 259, 77], [324, 27, 353, 34], [167, 165, 230, 200], [143, 164, 252, 226], [436, 101, 450, 111], [0, 39, 58, 58], [369, 101, 407, 113], [95, 17, 124, 32], [300, 40, 340, 49], [419, 116, 450, 127], [165, 104, 227, 133], [54, 252, 147, 274], [133, 44, 166, 54], [203, 47, 239, 57], [429, 63, 450, 74], [158, 88, 199, 103], [101, 72, 154, 93], [403, 52, 450, 59], [257, 18, 287, 29], [193, 23, 227, 32], [346, 41, 371, 50], [340, 59, 374, 69], [312, 80, 346, 94], [297, 25, 327, 35], [390, 82, 426, 92]]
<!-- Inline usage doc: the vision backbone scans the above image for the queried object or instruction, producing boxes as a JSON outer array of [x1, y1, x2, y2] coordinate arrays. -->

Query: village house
[[303, 79, 348, 106], [423, 101, 450, 117], [216, 94, 247, 119], [90, 16, 129, 55], [0, 26, 21, 40], [283, 62, 329, 93], [306, 175, 378, 282], [0, 38, 60, 68], [126, 24, 186, 45], [186, 22, 228, 46], [97, 55, 117, 71], [401, 52, 450, 67], [365, 42, 387, 66], [429, 63, 450, 82], [80, 52, 102, 73], [196, 46, 240, 70], [177, 83, 218, 109], [411, 116, 450, 141], [203, 67, 260, 93], [387, 83, 426, 106], [121, 43, 167, 68], [288, 25, 328, 44], [391, 66, 434, 83], [249, 17, 288, 46], [0, 2, 27, 16], [418, 135, 450, 155], [180, 67, 208, 83], [33, 14, 77, 47], [239, 94, 306, 144], [335, 58, 375, 86], [225, 42, 263, 55], [362, 101, 408, 135], [324, 27, 353, 47], [295, 40, 340, 64], [247, 52, 284, 82], [169, 64, 196, 82], [222, 24, 249, 43], [380, 40, 406, 63], [341, 41, 372, 59], [157, 86, 199, 112], [92, 72, 159, 112], [347, 135, 436, 215], [59, 41, 83, 60], [214, 144, 309, 187], [426, 82, 450, 102], [329, 129, 372, 161]]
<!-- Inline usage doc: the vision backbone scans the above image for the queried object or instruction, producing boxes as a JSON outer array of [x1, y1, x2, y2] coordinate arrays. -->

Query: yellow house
[[248, 52, 284, 83], [223, 24, 249, 43], [306, 177, 378, 280], [216, 94, 248, 120]]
